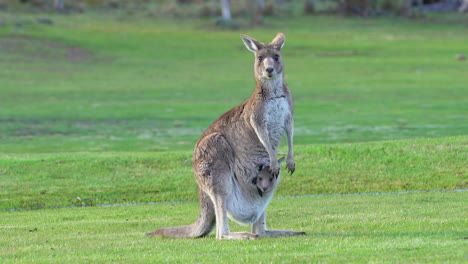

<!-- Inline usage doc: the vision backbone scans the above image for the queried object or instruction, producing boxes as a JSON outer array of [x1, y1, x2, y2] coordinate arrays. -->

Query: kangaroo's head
[[240, 33, 285, 82], [252, 157, 285, 197]]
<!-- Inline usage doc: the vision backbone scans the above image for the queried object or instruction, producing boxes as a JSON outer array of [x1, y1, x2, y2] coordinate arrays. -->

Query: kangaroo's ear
[[278, 157, 285, 165], [257, 164, 264, 172], [240, 34, 264, 53], [270, 32, 285, 50]]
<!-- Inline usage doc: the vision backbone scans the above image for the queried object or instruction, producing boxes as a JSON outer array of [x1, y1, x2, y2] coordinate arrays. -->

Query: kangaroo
[[253, 158, 284, 197], [460, 0, 468, 13], [146, 33, 305, 240]]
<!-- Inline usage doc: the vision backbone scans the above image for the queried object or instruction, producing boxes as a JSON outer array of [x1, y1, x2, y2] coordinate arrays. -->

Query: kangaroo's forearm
[[250, 117, 276, 162], [285, 119, 294, 158]]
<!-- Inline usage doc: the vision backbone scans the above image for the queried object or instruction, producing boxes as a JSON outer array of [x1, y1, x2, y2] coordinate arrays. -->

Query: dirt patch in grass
[[0, 34, 96, 63]]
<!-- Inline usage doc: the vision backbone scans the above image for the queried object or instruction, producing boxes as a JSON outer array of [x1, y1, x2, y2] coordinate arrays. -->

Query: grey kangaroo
[[253, 157, 285, 197], [146, 33, 305, 240]]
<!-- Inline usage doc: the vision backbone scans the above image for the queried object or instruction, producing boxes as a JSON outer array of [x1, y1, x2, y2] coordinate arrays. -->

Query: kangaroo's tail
[[145, 190, 215, 238]]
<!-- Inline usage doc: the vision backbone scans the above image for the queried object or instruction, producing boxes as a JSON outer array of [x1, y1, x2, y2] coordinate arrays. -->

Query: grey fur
[[146, 33, 305, 240]]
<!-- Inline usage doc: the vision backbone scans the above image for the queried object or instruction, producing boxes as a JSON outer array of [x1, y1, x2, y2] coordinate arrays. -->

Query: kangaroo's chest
[[264, 97, 290, 147]]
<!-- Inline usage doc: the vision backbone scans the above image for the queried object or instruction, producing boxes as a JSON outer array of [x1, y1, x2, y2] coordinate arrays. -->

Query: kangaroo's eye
[[257, 56, 264, 61], [273, 55, 280, 61]]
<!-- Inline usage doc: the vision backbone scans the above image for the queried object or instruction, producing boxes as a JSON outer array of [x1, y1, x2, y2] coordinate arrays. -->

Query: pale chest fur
[[264, 97, 290, 149]]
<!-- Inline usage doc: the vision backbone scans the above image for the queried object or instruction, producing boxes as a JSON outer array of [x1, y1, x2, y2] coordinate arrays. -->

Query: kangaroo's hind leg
[[194, 132, 259, 240]]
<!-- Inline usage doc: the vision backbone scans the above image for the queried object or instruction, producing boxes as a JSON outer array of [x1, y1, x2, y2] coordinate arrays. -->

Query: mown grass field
[[1, 192, 466, 263], [0, 136, 466, 210], [0, 11, 467, 263], [1, 14, 467, 152]]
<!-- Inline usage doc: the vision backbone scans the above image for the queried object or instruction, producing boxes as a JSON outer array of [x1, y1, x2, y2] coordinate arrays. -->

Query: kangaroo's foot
[[259, 229, 306, 237], [218, 232, 260, 240], [145, 230, 158, 236]]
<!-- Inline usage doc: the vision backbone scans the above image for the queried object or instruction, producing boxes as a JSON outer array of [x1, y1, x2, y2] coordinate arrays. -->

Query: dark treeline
[[1, 0, 466, 24]]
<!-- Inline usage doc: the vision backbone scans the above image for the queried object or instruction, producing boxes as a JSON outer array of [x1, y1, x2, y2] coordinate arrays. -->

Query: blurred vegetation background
[[1, 1, 467, 28]]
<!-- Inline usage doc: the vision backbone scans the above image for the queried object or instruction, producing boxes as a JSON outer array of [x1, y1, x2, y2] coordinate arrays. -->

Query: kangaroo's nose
[[266, 67, 274, 74]]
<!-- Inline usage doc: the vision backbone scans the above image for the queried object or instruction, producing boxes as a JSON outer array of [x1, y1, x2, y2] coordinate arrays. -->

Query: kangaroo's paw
[[269, 162, 280, 178], [286, 158, 295, 174]]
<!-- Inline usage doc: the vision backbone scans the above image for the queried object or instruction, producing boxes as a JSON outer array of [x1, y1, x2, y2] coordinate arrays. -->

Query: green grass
[[0, 136, 466, 210], [1, 191, 466, 263], [0, 11, 467, 263], [1, 14, 467, 153]]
